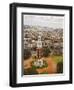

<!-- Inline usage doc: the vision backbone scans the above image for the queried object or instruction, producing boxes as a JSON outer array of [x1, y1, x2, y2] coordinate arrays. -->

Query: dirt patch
[[36, 57, 57, 74]]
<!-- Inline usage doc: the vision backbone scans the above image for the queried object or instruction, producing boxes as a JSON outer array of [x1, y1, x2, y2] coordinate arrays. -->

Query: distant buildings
[[23, 25, 63, 55]]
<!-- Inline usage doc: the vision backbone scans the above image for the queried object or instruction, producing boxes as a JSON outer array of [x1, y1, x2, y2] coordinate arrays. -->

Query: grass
[[40, 72, 48, 74], [50, 55, 63, 64]]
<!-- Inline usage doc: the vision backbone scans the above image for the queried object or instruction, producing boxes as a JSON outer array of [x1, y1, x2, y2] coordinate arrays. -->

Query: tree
[[57, 62, 63, 73], [43, 48, 51, 57], [24, 49, 31, 60]]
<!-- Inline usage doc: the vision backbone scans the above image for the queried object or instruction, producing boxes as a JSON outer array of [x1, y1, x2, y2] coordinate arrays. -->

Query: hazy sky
[[23, 15, 64, 29]]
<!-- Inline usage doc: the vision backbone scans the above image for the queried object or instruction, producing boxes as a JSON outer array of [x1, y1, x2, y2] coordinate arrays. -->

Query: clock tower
[[37, 32, 43, 59]]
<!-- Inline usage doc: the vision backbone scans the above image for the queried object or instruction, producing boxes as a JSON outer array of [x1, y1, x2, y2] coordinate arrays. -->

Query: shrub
[[43, 48, 51, 57], [24, 68, 38, 75], [24, 49, 31, 60], [57, 62, 63, 73]]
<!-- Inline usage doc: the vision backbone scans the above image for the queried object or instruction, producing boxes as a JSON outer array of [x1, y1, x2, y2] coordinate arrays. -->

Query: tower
[[37, 32, 43, 59]]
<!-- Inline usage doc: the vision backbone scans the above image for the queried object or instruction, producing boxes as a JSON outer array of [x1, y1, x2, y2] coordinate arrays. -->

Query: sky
[[23, 15, 64, 29]]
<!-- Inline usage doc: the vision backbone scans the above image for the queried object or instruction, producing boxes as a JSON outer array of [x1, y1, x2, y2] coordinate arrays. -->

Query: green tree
[[57, 62, 63, 73], [24, 49, 31, 60], [43, 48, 51, 57]]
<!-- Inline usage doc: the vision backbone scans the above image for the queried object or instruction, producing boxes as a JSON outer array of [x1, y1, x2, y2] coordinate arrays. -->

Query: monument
[[37, 32, 43, 59]]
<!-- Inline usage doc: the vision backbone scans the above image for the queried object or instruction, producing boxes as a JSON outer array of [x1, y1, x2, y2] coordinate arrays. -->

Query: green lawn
[[50, 55, 63, 64]]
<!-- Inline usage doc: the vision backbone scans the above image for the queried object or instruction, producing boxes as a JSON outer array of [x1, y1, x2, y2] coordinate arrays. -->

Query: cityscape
[[23, 15, 64, 75]]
